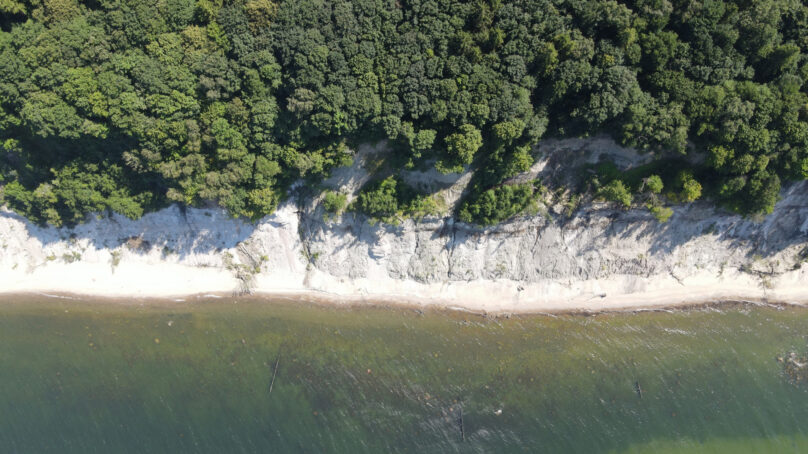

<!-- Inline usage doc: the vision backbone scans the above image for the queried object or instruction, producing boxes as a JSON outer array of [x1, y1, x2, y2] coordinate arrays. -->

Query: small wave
[[36, 292, 77, 300], [662, 328, 692, 335]]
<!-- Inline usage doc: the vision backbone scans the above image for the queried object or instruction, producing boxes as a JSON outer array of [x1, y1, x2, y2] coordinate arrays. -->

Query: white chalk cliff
[[1, 138, 807, 313]]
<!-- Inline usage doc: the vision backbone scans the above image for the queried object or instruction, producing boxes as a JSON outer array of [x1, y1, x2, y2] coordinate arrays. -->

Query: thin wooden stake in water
[[269, 352, 281, 394], [459, 406, 465, 442]]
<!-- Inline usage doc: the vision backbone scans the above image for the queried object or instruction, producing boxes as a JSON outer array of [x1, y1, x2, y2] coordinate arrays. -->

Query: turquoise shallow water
[[1, 297, 808, 453]]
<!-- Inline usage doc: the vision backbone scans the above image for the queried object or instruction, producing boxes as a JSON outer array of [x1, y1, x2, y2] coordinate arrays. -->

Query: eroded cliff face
[[297, 180, 808, 291], [1, 137, 806, 311], [291, 137, 808, 296]]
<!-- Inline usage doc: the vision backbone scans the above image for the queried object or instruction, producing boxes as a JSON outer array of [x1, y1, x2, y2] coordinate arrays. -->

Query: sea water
[[1, 297, 808, 453]]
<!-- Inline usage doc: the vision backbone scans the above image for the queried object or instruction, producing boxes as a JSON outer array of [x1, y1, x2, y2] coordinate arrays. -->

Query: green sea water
[[2, 297, 808, 453]]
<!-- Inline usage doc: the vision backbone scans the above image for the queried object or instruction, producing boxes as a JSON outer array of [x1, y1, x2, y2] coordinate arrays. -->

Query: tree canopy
[[0, 0, 807, 226]]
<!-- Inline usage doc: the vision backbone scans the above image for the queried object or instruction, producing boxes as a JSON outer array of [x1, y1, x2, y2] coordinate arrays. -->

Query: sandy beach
[[2, 259, 808, 314]]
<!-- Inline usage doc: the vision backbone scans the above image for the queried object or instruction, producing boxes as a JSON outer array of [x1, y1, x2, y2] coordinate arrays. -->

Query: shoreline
[[2, 290, 807, 317]]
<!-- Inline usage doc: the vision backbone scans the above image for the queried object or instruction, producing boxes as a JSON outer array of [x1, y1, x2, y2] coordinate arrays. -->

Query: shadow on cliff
[[301, 181, 808, 268], [607, 181, 808, 259], [11, 179, 799, 269], [0, 204, 257, 260]]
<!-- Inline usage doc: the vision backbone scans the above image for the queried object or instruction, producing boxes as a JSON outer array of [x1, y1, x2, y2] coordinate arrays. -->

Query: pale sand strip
[[1, 259, 806, 314]]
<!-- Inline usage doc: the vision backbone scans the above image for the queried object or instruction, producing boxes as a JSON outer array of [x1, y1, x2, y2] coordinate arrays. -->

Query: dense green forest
[[0, 0, 807, 226]]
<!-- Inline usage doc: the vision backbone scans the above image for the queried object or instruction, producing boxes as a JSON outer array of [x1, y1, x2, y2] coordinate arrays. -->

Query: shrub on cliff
[[351, 176, 438, 224], [676, 172, 702, 203], [648, 204, 674, 223], [598, 180, 633, 208], [321, 190, 347, 220], [458, 184, 536, 225]]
